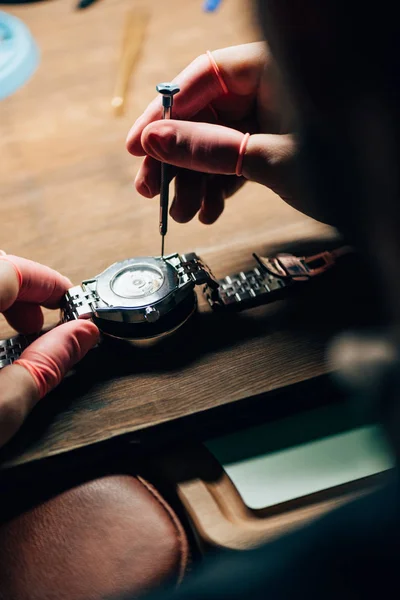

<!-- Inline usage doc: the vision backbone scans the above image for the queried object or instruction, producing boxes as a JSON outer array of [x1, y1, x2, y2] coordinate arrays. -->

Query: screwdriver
[[156, 83, 180, 257]]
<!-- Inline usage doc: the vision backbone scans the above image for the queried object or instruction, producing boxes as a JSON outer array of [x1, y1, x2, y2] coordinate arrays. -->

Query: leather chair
[[0, 467, 190, 600]]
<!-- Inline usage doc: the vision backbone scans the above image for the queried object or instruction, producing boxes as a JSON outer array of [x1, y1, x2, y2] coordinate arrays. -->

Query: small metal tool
[[156, 82, 180, 257]]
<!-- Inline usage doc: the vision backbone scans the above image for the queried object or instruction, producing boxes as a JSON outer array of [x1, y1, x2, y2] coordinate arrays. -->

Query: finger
[[135, 155, 178, 198], [14, 320, 99, 400], [141, 120, 244, 175], [200, 174, 245, 224], [0, 260, 20, 314], [0, 363, 38, 448], [3, 302, 44, 335], [0, 320, 99, 448], [170, 170, 206, 223], [126, 42, 267, 156], [199, 183, 225, 225], [134, 105, 219, 198], [0, 255, 72, 312], [141, 121, 297, 202], [126, 54, 225, 157], [210, 173, 246, 200]]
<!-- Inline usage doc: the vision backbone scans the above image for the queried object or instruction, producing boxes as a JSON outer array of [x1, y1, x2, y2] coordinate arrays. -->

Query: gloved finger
[[0, 255, 72, 312], [0, 320, 99, 448], [170, 169, 206, 223], [14, 320, 99, 399], [16, 320, 100, 400], [3, 302, 44, 335], [134, 105, 219, 198], [199, 174, 245, 224], [141, 120, 244, 175], [141, 119, 297, 200], [0, 363, 38, 449], [126, 42, 267, 156], [135, 155, 178, 198]]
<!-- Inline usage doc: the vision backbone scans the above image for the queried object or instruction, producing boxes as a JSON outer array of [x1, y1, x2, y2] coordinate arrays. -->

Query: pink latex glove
[[0, 253, 99, 448], [126, 42, 298, 225]]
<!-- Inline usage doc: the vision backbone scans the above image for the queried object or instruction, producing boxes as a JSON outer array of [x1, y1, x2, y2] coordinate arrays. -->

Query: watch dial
[[111, 265, 164, 299]]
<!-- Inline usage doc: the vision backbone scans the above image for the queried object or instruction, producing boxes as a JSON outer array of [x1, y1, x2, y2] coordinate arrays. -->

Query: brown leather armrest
[[0, 474, 189, 600]]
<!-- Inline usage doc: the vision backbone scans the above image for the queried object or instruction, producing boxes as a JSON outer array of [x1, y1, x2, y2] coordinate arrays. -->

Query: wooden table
[[0, 0, 358, 470]]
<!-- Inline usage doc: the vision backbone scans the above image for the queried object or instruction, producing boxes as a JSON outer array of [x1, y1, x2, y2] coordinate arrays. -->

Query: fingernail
[[0, 249, 7, 256]]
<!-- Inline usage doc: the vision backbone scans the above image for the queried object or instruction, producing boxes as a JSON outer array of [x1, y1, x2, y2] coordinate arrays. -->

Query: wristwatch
[[0, 246, 352, 369], [60, 252, 219, 340], [0, 252, 218, 368]]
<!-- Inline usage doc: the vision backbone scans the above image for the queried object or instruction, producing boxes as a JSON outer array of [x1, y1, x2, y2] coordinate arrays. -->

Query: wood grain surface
[[0, 0, 361, 469]]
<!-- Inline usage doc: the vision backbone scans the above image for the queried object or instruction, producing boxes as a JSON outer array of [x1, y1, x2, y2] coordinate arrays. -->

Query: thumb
[[0, 320, 99, 448], [141, 120, 296, 201]]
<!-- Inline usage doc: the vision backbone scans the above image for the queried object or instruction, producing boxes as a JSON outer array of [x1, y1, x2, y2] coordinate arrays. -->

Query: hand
[[0, 253, 99, 448], [126, 42, 299, 225]]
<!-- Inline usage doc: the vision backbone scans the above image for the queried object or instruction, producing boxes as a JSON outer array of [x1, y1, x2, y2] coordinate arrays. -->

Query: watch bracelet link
[[203, 265, 291, 311], [60, 284, 98, 323], [0, 333, 37, 369], [179, 252, 281, 310], [179, 252, 219, 289], [203, 246, 353, 311]]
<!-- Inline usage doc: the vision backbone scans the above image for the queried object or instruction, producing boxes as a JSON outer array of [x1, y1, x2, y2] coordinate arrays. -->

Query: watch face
[[111, 264, 164, 299]]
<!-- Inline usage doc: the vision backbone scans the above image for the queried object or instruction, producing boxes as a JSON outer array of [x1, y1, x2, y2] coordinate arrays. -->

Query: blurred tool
[[111, 10, 149, 116], [156, 83, 180, 258], [203, 0, 222, 12], [0, 11, 39, 100]]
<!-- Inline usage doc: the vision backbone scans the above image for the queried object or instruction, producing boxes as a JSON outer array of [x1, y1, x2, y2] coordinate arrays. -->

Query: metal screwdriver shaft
[[156, 83, 180, 257]]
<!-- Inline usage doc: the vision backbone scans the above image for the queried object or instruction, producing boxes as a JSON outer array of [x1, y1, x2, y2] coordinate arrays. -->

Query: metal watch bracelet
[[203, 246, 353, 311], [0, 254, 216, 368], [179, 252, 219, 289], [203, 263, 291, 311], [0, 248, 351, 367], [0, 333, 37, 369], [0, 288, 92, 370], [60, 284, 98, 323]]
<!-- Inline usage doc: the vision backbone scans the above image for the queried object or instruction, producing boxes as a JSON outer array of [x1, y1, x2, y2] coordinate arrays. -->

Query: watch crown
[[144, 306, 160, 323]]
